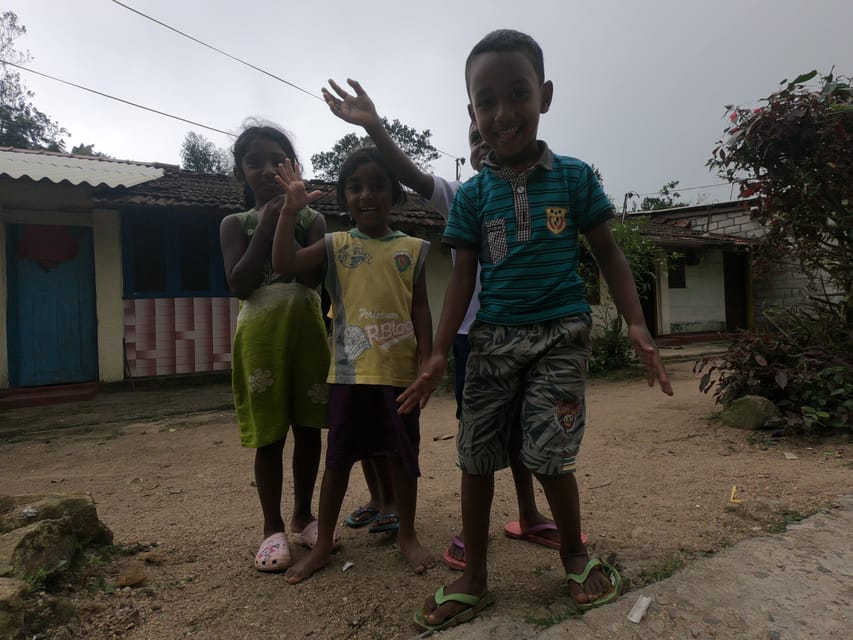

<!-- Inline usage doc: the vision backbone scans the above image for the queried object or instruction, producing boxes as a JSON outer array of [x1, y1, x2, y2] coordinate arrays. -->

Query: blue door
[[6, 224, 99, 386]]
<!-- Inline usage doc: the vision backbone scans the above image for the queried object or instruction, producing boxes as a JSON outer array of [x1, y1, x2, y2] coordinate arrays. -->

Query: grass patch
[[524, 606, 582, 629], [767, 510, 807, 534], [532, 564, 551, 577], [636, 554, 686, 585]]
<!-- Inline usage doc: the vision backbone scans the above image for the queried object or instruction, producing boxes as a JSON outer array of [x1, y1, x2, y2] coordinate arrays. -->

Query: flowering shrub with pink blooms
[[701, 71, 853, 435]]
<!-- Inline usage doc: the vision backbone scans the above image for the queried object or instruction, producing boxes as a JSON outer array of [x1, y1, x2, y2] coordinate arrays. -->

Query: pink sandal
[[254, 532, 291, 572], [291, 520, 342, 551]]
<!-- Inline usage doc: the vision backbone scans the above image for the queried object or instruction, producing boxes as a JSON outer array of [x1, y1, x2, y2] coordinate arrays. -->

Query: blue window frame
[[121, 210, 230, 298]]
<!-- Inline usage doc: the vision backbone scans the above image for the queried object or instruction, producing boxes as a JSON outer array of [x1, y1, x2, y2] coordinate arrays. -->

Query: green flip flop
[[413, 585, 496, 631], [566, 557, 623, 610]]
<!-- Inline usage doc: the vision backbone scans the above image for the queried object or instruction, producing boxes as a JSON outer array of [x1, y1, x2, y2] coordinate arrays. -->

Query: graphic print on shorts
[[556, 399, 581, 432], [546, 207, 567, 234]]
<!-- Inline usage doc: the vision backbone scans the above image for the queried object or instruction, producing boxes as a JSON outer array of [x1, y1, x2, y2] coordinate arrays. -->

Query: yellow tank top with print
[[325, 229, 429, 387]]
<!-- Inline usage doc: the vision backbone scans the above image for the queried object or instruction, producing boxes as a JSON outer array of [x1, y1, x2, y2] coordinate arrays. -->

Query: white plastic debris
[[627, 595, 652, 623], [22, 506, 38, 518], [342, 561, 354, 572], [783, 452, 798, 460]]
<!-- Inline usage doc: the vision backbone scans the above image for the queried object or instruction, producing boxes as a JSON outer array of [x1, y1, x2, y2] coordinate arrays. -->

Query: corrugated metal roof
[[0, 147, 165, 188]]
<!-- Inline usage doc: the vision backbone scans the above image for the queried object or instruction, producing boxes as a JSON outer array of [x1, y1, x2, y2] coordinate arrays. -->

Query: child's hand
[[396, 353, 448, 413], [322, 79, 381, 128], [274, 160, 323, 214], [258, 194, 287, 224], [627, 323, 674, 395]]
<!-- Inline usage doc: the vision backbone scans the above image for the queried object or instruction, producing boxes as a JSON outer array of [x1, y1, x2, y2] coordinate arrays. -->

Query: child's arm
[[585, 222, 674, 395], [323, 79, 435, 199], [271, 160, 327, 276], [411, 268, 433, 370], [293, 213, 327, 289], [220, 195, 285, 300], [397, 247, 478, 413]]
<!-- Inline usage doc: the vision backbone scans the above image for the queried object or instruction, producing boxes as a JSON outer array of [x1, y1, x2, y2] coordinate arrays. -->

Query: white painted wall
[[92, 210, 125, 383], [667, 249, 727, 332]]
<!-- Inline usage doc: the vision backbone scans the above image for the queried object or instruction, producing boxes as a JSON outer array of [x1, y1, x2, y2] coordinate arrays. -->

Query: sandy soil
[[1, 360, 850, 639]]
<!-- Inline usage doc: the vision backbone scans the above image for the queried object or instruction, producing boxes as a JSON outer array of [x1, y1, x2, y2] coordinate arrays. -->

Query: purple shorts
[[325, 384, 421, 477]]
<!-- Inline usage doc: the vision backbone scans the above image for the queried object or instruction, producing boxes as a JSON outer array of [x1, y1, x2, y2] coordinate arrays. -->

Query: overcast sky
[[4, 0, 851, 206]]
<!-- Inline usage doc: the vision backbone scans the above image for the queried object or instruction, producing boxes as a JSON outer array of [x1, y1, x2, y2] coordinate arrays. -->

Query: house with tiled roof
[[635, 199, 815, 338], [0, 147, 449, 395]]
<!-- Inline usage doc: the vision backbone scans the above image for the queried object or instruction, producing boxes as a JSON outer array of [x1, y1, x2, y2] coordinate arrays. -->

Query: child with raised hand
[[397, 30, 674, 631], [322, 78, 577, 569], [219, 123, 331, 572], [271, 148, 435, 583]]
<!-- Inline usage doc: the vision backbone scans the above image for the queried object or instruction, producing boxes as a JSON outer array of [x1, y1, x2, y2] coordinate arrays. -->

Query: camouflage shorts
[[457, 314, 591, 476]]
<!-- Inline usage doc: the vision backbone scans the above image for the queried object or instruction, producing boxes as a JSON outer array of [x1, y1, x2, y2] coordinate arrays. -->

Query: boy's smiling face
[[466, 50, 552, 171]]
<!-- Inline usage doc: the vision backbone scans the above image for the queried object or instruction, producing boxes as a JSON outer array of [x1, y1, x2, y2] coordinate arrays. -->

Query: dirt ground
[[1, 360, 850, 639]]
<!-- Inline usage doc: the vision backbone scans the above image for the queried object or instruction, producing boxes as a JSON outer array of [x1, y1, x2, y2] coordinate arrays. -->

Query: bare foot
[[399, 533, 435, 574], [284, 549, 330, 584], [563, 552, 612, 605], [421, 576, 487, 626]]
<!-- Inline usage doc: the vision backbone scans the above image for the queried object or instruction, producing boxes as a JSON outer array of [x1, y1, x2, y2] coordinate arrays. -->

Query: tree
[[698, 70, 853, 435], [708, 70, 853, 326], [640, 180, 689, 211], [0, 11, 67, 150], [180, 131, 229, 173], [310, 118, 439, 181], [71, 142, 110, 158]]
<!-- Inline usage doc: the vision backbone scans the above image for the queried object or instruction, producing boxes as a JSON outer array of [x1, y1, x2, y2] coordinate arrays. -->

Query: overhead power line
[[1, 59, 234, 137], [111, 0, 323, 104], [110, 0, 462, 161], [635, 182, 729, 197]]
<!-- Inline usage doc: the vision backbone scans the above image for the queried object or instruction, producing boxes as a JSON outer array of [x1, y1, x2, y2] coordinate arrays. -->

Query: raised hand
[[627, 323, 674, 395], [322, 78, 381, 129], [274, 159, 323, 214], [396, 353, 448, 413]]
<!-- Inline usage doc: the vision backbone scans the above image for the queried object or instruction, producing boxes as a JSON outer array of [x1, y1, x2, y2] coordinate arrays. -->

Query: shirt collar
[[349, 228, 406, 241], [482, 141, 554, 173]]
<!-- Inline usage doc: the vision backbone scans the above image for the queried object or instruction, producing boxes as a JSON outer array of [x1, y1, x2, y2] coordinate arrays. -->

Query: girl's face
[[344, 161, 394, 238], [239, 137, 292, 207]]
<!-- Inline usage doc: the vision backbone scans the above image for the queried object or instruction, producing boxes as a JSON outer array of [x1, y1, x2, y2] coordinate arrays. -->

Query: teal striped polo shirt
[[444, 143, 613, 325]]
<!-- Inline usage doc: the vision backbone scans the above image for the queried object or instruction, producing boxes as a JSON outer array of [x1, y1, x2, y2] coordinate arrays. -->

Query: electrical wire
[[110, 0, 463, 161], [1, 59, 234, 137]]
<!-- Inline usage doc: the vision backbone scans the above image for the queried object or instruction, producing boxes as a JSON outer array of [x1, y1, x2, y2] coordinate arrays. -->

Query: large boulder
[[720, 395, 780, 430], [0, 494, 112, 545], [0, 578, 29, 640], [0, 519, 77, 583], [0, 494, 114, 639]]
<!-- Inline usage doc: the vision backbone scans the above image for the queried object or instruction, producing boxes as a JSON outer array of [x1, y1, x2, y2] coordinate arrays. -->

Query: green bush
[[589, 315, 636, 375], [695, 307, 853, 435]]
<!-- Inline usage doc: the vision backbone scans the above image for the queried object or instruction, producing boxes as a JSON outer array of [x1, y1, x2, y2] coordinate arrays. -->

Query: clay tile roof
[[93, 166, 446, 232]]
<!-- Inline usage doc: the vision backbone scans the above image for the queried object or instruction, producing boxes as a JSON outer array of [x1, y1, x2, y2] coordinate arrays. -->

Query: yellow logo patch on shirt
[[546, 207, 567, 234]]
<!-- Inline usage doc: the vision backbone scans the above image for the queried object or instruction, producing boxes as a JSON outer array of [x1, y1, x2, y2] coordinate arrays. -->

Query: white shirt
[[427, 175, 481, 335]]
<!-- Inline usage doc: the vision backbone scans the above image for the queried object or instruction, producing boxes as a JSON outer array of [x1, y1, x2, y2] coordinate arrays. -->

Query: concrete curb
[[424, 495, 853, 639]]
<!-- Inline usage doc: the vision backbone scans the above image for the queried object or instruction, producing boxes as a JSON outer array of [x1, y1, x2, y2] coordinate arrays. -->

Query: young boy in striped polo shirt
[[399, 29, 674, 631]]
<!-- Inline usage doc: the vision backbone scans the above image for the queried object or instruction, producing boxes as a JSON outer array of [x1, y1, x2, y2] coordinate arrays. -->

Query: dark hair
[[465, 29, 545, 88], [335, 146, 407, 210], [232, 121, 299, 208]]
